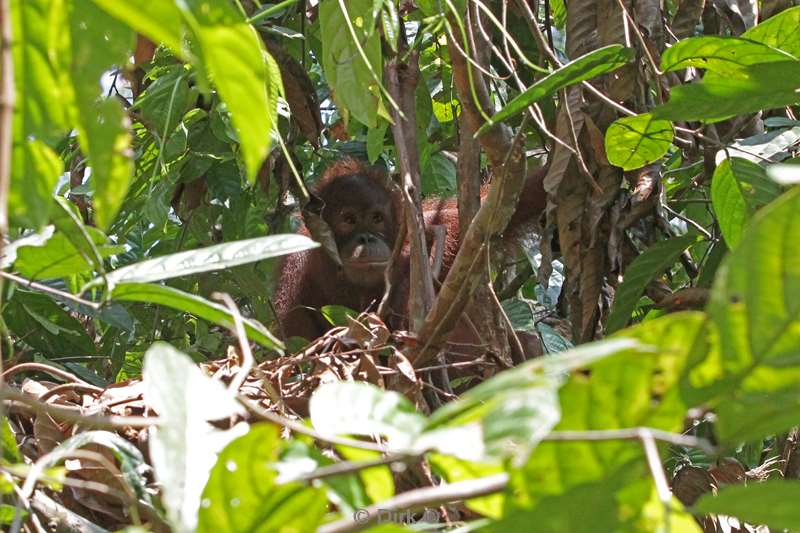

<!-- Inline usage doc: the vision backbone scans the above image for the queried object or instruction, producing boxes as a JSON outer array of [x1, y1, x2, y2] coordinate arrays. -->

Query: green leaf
[[3, 291, 95, 357], [69, 0, 135, 230], [321, 304, 358, 326], [90, 0, 185, 56], [180, 0, 277, 182], [95, 234, 318, 287], [366, 120, 388, 163], [13, 228, 123, 280], [429, 454, 505, 518], [199, 425, 327, 533], [320, 0, 382, 127], [698, 188, 800, 442], [144, 342, 247, 533], [742, 6, 800, 57], [83, 100, 136, 230], [111, 283, 283, 351], [9, 140, 62, 230], [421, 152, 457, 196], [426, 339, 643, 464], [10, 0, 70, 142], [52, 197, 107, 274], [503, 314, 707, 531], [1, 418, 22, 463], [651, 61, 800, 123], [605, 113, 674, 171], [711, 157, 782, 248], [695, 480, 800, 531], [606, 235, 700, 333], [660, 36, 795, 75], [310, 382, 427, 451], [131, 65, 192, 137], [477, 45, 634, 134]]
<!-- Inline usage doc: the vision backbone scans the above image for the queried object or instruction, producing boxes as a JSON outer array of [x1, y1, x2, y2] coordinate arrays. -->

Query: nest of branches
[[1, 311, 507, 531]]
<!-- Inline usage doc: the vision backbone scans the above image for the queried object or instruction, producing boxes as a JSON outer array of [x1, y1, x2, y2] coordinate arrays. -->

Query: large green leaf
[[95, 234, 316, 288], [9, 140, 62, 229], [476, 45, 634, 134], [502, 314, 708, 532], [604, 113, 674, 171], [606, 234, 700, 333], [742, 6, 800, 57], [711, 157, 782, 248], [652, 61, 800, 123], [9, 0, 70, 228], [13, 228, 124, 280], [691, 188, 800, 443], [90, 0, 185, 56], [198, 425, 327, 533], [660, 36, 794, 75], [179, 0, 277, 182], [320, 0, 382, 127], [143, 342, 247, 533], [69, 0, 135, 230], [425, 339, 642, 464], [695, 480, 800, 531], [111, 283, 283, 351]]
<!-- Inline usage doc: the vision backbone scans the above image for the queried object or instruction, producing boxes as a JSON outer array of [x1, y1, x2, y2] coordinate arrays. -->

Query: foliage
[[2, 0, 800, 532]]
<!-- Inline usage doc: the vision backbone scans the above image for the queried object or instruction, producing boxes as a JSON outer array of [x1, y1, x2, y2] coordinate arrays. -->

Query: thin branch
[[0, 271, 101, 310], [0, 387, 158, 429], [240, 395, 408, 454], [318, 473, 510, 533], [1, 362, 95, 385], [544, 428, 715, 454], [213, 292, 255, 393]]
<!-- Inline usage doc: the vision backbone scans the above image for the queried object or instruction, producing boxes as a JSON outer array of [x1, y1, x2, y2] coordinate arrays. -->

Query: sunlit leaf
[[13, 228, 123, 280], [711, 157, 781, 248], [697, 188, 800, 442], [320, 0, 382, 127], [69, 0, 135, 230], [605, 113, 674, 171], [742, 6, 800, 57], [426, 339, 644, 464], [477, 45, 634, 134], [96, 234, 317, 287], [180, 0, 277, 182], [310, 382, 427, 451], [661, 36, 794, 75], [90, 0, 185, 56], [9, 140, 62, 229], [144, 342, 248, 533], [199, 425, 327, 533]]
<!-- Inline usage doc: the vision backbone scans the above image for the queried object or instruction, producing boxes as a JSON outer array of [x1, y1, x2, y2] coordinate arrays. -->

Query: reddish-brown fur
[[273, 159, 546, 341]]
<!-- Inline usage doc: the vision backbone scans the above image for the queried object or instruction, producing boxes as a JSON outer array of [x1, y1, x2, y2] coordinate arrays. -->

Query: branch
[[385, 53, 436, 327], [409, 8, 530, 367], [317, 473, 509, 533], [0, 387, 157, 429]]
